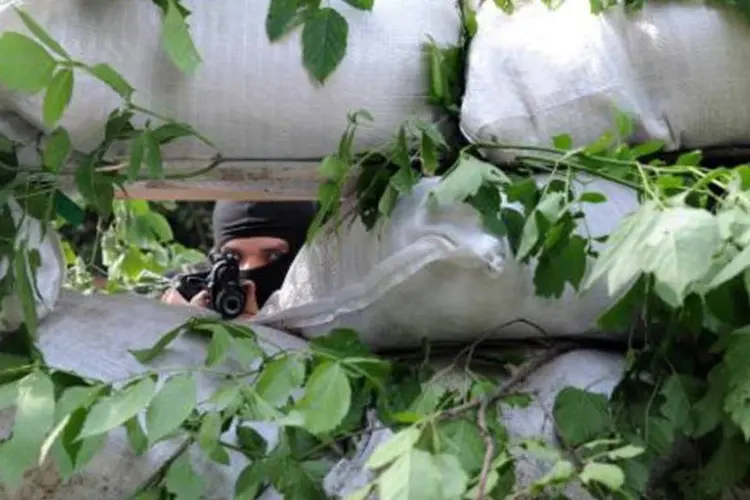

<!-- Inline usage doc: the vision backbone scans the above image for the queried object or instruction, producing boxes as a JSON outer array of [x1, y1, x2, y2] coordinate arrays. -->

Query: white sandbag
[[461, 0, 750, 163], [0, 199, 65, 334], [0, 0, 461, 160], [256, 175, 640, 350]]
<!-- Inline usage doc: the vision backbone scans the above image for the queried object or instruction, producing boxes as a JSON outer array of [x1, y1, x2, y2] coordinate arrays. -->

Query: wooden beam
[[111, 159, 324, 201], [115, 159, 323, 201]]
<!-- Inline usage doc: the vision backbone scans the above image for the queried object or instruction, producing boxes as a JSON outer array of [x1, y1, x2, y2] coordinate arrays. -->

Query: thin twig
[[476, 399, 494, 500], [132, 438, 192, 496], [440, 342, 577, 420]]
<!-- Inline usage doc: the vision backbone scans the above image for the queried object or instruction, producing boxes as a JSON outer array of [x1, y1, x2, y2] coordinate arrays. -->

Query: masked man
[[161, 201, 316, 317]]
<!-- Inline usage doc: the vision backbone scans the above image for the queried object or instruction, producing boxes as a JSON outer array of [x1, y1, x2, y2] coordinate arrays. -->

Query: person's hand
[[238, 280, 260, 317], [160, 281, 259, 318]]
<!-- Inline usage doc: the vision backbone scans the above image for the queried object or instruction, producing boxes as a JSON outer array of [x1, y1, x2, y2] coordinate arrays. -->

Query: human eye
[[264, 249, 286, 263]]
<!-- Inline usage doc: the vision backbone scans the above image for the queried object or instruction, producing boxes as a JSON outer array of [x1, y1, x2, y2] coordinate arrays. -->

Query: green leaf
[[420, 132, 438, 175], [659, 373, 699, 433], [205, 325, 233, 367], [579, 462, 625, 491], [408, 384, 445, 416], [146, 373, 196, 443], [461, 2, 478, 37], [533, 233, 587, 298], [553, 134, 572, 150], [143, 131, 165, 179], [692, 365, 727, 438], [433, 453, 470, 499], [435, 420, 485, 475], [366, 426, 422, 470], [39, 413, 73, 467], [390, 165, 419, 195], [343, 0, 374, 9], [141, 211, 173, 242], [0, 32, 56, 93], [231, 337, 264, 368], [722, 328, 750, 439], [614, 109, 634, 139], [165, 452, 203, 500], [75, 156, 114, 217], [125, 416, 149, 455], [308, 180, 341, 240], [376, 449, 445, 500], [0, 381, 18, 411], [586, 203, 720, 305], [161, 0, 202, 74], [255, 354, 306, 406], [78, 376, 156, 439], [535, 459, 575, 489], [641, 207, 719, 304], [698, 431, 750, 495], [430, 154, 510, 207], [553, 387, 612, 447], [516, 193, 565, 261], [133, 488, 164, 500], [150, 122, 197, 145], [301, 8, 348, 83], [493, 0, 514, 15], [43, 127, 71, 172], [197, 411, 222, 453], [129, 327, 182, 364], [676, 150, 702, 166], [55, 385, 103, 421], [13, 7, 69, 59], [295, 361, 351, 435], [378, 184, 399, 217], [13, 251, 38, 337], [345, 484, 374, 500], [630, 139, 664, 158], [319, 154, 349, 181], [266, 0, 306, 42], [236, 424, 268, 460], [235, 461, 266, 499], [579, 191, 607, 204], [466, 183, 506, 237], [604, 445, 644, 460], [0, 372, 55, 488], [53, 191, 84, 227], [207, 381, 242, 411], [86, 63, 134, 100], [128, 134, 145, 182], [43, 68, 73, 126], [710, 242, 750, 290]]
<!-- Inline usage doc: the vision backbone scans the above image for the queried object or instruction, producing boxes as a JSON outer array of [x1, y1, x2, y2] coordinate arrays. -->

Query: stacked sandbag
[[256, 175, 639, 350], [461, 0, 750, 163], [0, 200, 65, 334], [324, 349, 626, 499], [0, 0, 462, 159]]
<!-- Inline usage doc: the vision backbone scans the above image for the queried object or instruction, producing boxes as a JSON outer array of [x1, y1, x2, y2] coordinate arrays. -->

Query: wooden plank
[[0, 290, 307, 500], [113, 159, 323, 201]]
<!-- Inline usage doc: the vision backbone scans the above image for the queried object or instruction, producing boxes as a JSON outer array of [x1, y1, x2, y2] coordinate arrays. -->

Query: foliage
[[2, 1, 750, 500]]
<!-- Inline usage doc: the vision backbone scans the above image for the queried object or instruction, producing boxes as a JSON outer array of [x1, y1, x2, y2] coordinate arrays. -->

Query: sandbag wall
[[3, 0, 750, 342], [460, 0, 750, 162], [0, 0, 463, 159]]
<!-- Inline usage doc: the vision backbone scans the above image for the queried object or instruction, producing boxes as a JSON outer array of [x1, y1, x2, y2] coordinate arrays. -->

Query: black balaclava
[[211, 201, 316, 307]]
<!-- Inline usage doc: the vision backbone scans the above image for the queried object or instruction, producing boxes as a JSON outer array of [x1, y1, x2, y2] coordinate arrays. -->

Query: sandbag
[[324, 348, 626, 499], [255, 175, 640, 350], [0, 199, 65, 334], [0, 0, 461, 160], [460, 0, 750, 163]]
